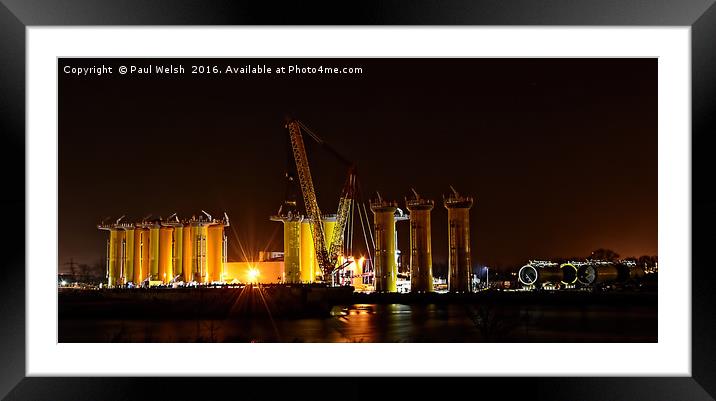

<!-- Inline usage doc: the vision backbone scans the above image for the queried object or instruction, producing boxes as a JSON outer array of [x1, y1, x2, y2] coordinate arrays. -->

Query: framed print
[[1, 0, 715, 400]]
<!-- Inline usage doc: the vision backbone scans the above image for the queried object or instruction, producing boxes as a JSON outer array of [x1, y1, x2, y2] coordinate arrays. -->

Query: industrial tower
[[444, 186, 473, 293], [134, 226, 150, 284], [99, 218, 127, 287], [99, 212, 229, 287], [272, 119, 375, 286], [370, 197, 399, 292], [270, 166, 305, 283], [300, 217, 337, 283], [270, 168, 339, 284], [406, 189, 434, 293], [270, 214, 303, 283]]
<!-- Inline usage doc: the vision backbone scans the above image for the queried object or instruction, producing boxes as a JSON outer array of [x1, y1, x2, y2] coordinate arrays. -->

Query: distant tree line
[[468, 248, 658, 278], [62, 258, 106, 285], [587, 248, 657, 267]]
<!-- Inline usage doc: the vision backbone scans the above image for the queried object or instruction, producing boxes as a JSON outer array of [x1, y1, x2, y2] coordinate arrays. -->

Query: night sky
[[58, 58, 657, 272]]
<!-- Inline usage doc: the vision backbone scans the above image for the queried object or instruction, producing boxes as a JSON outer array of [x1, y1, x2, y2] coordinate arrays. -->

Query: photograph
[[57, 57, 658, 343], [2, 1, 713, 395]]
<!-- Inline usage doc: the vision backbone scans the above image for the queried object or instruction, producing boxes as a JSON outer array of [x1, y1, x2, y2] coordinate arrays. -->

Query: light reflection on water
[[59, 303, 657, 343]]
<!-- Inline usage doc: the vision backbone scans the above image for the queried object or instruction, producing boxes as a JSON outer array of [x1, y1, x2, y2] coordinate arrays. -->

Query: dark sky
[[58, 58, 657, 271]]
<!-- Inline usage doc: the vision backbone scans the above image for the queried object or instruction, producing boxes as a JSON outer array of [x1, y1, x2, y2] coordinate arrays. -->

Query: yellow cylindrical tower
[[182, 225, 194, 283], [268, 218, 299, 284], [444, 189, 474, 293], [322, 216, 337, 268], [173, 226, 183, 280], [207, 224, 224, 283], [297, 220, 312, 283], [99, 213, 231, 286], [195, 224, 209, 283], [149, 225, 160, 281], [307, 216, 338, 282], [407, 192, 434, 293], [107, 229, 120, 287], [133, 228, 149, 284], [117, 230, 127, 286], [123, 227, 135, 284], [370, 199, 398, 292], [283, 216, 300, 284], [322, 217, 337, 283], [158, 226, 173, 283]]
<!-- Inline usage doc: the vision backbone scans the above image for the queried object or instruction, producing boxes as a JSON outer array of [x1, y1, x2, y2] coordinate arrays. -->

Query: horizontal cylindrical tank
[[518, 264, 538, 286], [535, 265, 562, 284], [518, 264, 564, 286], [576, 264, 620, 285], [560, 263, 578, 285], [371, 200, 398, 292], [627, 265, 646, 280]]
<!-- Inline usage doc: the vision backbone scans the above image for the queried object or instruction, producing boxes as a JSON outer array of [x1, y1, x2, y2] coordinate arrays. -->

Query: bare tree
[[637, 255, 652, 268], [78, 264, 91, 282], [64, 258, 77, 278], [590, 248, 620, 262]]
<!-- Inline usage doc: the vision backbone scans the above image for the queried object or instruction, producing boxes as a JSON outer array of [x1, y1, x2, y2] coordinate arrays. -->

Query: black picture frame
[[1, 1, 714, 400]]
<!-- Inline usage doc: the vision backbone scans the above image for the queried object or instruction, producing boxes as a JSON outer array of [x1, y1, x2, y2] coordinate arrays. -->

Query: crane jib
[[286, 120, 355, 283]]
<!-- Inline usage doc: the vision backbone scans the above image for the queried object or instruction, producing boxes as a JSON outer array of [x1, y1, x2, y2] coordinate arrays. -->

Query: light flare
[[247, 266, 260, 283]]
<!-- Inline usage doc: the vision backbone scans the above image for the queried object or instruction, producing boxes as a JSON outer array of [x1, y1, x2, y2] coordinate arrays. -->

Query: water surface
[[59, 303, 657, 342]]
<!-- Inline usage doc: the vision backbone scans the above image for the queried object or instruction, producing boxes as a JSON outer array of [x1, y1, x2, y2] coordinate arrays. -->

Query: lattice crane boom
[[286, 119, 357, 283], [329, 169, 356, 269], [287, 120, 331, 278]]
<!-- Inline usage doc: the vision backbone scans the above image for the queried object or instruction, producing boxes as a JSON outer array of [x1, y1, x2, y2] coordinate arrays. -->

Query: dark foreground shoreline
[[58, 287, 657, 342], [58, 285, 657, 320]]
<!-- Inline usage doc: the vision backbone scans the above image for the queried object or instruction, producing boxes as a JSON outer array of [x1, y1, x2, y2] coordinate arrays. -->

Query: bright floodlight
[[247, 267, 260, 283]]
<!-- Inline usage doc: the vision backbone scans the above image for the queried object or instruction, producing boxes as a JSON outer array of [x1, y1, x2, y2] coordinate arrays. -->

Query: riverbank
[[58, 285, 656, 320]]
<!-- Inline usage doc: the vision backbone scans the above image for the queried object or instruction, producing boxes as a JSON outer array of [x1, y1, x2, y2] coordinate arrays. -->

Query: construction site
[[57, 59, 657, 342], [89, 118, 655, 296], [58, 104, 658, 339], [58, 113, 657, 341], [91, 119, 481, 294]]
